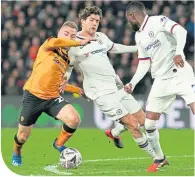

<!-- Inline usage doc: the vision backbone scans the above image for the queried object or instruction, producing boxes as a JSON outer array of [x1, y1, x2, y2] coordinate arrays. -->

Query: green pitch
[[1, 128, 194, 176]]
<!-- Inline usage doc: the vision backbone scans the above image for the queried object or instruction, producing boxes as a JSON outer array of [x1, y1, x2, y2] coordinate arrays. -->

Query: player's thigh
[[20, 91, 44, 126], [45, 96, 80, 125], [146, 94, 176, 114], [94, 92, 128, 121], [119, 89, 142, 112], [176, 77, 195, 107], [118, 89, 144, 125]]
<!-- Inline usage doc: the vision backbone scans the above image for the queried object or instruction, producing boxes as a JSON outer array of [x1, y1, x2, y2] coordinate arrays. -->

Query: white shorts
[[146, 75, 195, 114], [94, 89, 141, 121]]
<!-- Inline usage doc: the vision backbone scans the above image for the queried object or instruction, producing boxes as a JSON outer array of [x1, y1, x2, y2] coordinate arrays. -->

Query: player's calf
[[132, 109, 145, 132], [54, 104, 80, 152], [12, 124, 32, 166], [120, 114, 156, 159]]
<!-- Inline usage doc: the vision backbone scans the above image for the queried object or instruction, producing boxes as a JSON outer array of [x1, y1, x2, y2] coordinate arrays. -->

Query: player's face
[[126, 12, 140, 32], [58, 26, 77, 40], [81, 14, 100, 35]]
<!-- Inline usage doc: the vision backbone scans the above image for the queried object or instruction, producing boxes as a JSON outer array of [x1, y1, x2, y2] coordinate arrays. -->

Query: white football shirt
[[136, 15, 192, 79], [68, 32, 118, 100]]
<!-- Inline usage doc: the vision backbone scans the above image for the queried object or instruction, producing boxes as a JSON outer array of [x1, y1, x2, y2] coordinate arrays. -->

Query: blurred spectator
[[5, 76, 19, 95], [186, 13, 194, 38], [28, 36, 40, 61], [1, 1, 194, 96]]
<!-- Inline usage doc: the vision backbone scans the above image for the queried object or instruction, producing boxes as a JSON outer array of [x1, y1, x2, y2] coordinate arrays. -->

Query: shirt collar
[[139, 15, 149, 31]]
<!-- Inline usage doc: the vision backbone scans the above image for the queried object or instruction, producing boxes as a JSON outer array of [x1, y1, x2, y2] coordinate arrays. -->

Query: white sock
[[111, 121, 127, 137], [145, 119, 164, 160], [133, 133, 156, 160]]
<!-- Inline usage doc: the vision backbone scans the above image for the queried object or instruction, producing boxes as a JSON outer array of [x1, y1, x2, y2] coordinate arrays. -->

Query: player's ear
[[81, 19, 85, 26]]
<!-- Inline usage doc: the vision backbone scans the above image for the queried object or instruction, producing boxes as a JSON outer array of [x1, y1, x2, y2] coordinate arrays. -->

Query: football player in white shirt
[[125, 1, 195, 172], [67, 6, 157, 163]]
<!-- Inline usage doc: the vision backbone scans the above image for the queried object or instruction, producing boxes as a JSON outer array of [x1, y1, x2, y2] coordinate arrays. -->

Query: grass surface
[[1, 128, 194, 176]]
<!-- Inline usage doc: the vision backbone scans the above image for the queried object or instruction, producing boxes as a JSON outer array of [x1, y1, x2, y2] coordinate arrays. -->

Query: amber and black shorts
[[19, 90, 68, 126]]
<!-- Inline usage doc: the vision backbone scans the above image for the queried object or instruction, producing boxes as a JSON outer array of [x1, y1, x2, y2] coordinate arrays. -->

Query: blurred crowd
[[1, 0, 194, 95]]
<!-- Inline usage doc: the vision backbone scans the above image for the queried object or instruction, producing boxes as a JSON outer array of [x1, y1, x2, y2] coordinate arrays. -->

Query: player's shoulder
[[148, 15, 166, 23], [152, 15, 170, 24], [96, 32, 108, 39]]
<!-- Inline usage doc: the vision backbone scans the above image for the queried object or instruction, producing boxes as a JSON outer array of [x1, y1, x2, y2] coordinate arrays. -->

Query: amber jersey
[[24, 37, 81, 100]]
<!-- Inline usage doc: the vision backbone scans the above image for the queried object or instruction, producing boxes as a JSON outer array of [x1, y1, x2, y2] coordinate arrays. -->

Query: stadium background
[[1, 1, 194, 176]]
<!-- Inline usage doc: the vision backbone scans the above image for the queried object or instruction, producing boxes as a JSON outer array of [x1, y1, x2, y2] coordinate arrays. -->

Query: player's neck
[[80, 31, 95, 38]]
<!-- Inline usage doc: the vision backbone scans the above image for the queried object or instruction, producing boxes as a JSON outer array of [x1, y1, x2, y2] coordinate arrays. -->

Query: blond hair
[[61, 21, 78, 31]]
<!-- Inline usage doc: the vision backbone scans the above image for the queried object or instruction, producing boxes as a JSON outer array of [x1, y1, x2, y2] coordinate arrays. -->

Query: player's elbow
[[176, 25, 187, 37]]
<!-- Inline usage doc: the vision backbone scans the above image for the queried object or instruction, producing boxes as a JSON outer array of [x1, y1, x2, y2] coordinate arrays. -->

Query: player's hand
[[80, 37, 96, 46], [124, 83, 133, 94], [79, 89, 90, 101], [59, 78, 67, 94], [173, 55, 184, 68]]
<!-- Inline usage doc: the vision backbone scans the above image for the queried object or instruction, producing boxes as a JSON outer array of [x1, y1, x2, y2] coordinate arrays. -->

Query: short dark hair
[[79, 6, 102, 20], [126, 1, 146, 14], [61, 21, 78, 31]]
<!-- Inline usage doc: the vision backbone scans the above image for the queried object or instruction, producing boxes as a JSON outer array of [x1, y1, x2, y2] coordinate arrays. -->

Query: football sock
[[111, 121, 127, 137], [56, 124, 76, 146], [145, 119, 164, 160], [13, 134, 25, 155], [133, 133, 156, 160]]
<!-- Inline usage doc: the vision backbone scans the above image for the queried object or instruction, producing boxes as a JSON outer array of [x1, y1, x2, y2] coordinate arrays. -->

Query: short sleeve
[[100, 33, 114, 51], [158, 15, 178, 34]]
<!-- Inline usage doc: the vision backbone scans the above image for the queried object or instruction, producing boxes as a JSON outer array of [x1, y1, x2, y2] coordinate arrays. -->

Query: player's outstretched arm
[[43, 37, 96, 50], [125, 59, 151, 93], [109, 44, 137, 54], [64, 84, 81, 94], [64, 84, 90, 101], [43, 37, 81, 50]]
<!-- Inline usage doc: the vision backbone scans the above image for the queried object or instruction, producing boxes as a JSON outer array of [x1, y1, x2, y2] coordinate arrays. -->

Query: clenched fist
[[173, 55, 184, 68], [124, 83, 133, 94]]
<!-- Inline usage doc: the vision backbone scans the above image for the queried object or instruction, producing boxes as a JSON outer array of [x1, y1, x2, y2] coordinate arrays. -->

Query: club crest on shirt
[[116, 109, 123, 115], [148, 31, 154, 38], [98, 39, 103, 45]]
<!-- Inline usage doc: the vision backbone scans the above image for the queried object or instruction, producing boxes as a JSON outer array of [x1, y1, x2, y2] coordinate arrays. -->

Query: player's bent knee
[[17, 124, 31, 142], [146, 111, 160, 120], [17, 131, 30, 142], [121, 114, 141, 138], [57, 104, 81, 128], [133, 109, 145, 126]]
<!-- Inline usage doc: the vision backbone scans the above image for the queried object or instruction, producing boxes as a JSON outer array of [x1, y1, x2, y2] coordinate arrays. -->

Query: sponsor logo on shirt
[[145, 39, 161, 51], [90, 48, 107, 55], [53, 57, 66, 70]]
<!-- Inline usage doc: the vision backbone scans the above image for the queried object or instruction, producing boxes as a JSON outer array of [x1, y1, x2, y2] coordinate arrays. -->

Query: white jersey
[[136, 15, 192, 79], [68, 32, 118, 100]]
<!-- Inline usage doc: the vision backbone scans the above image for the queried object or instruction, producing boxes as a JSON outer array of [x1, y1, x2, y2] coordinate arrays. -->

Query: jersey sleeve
[[101, 33, 114, 51], [42, 37, 81, 49], [158, 15, 178, 34], [64, 84, 81, 94]]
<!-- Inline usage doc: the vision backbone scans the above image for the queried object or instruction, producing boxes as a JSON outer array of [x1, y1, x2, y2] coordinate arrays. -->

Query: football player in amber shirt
[[12, 21, 94, 166]]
